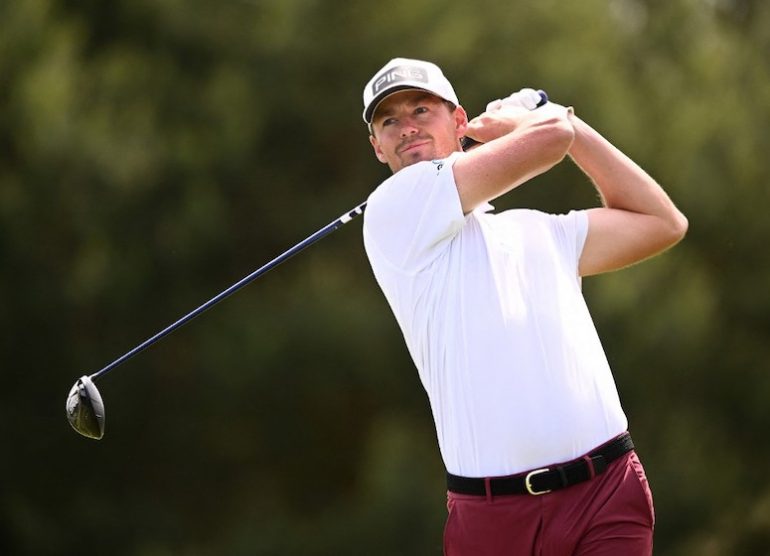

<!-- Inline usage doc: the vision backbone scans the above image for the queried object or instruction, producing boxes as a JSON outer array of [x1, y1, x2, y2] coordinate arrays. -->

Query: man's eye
[[382, 118, 397, 126], [414, 106, 429, 115]]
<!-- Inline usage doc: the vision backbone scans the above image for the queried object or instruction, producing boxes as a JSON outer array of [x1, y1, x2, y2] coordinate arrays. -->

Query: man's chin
[[389, 145, 459, 173], [397, 150, 434, 170]]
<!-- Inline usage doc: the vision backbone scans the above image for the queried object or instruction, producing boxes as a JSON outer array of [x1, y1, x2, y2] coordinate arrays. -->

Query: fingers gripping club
[[461, 89, 549, 151]]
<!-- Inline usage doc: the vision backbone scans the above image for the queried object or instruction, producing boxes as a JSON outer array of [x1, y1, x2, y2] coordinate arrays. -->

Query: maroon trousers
[[443, 451, 654, 556]]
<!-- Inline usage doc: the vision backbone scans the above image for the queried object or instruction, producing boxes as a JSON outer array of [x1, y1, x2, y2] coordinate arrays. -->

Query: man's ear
[[369, 134, 388, 164], [453, 105, 469, 140]]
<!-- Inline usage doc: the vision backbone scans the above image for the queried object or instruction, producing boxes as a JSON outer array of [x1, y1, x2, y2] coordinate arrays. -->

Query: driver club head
[[66, 375, 105, 440]]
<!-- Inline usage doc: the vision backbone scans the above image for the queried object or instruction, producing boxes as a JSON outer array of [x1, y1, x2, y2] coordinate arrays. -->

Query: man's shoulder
[[367, 153, 464, 213], [495, 207, 586, 224], [490, 208, 552, 226], [486, 209, 588, 242], [370, 160, 437, 195], [374, 156, 457, 193]]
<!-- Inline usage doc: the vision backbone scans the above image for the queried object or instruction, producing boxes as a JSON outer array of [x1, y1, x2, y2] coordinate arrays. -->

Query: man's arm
[[453, 104, 575, 213], [569, 114, 689, 276]]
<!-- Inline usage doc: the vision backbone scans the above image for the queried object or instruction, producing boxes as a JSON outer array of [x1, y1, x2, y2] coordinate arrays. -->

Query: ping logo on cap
[[372, 65, 429, 95]]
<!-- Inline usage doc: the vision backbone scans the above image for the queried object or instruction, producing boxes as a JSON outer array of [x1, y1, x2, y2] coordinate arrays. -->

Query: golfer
[[361, 58, 687, 555]]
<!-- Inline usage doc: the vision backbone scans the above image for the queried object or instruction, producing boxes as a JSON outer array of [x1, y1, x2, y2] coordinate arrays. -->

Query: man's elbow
[[663, 210, 689, 248]]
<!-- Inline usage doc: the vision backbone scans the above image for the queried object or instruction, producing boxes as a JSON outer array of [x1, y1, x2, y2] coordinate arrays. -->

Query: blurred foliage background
[[2, 0, 769, 554]]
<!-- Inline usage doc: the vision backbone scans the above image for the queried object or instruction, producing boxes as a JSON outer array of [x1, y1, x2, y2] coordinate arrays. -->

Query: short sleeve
[[551, 210, 589, 271], [363, 153, 465, 273]]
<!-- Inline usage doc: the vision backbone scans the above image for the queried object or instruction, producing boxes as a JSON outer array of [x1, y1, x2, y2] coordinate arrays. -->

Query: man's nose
[[399, 119, 419, 137]]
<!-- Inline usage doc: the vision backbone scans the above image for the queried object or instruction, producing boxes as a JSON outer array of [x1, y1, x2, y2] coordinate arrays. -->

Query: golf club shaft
[[88, 88, 549, 382], [90, 202, 367, 382]]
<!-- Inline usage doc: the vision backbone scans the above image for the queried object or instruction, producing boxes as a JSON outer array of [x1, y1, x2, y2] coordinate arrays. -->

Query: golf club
[[66, 202, 366, 439], [66, 88, 550, 440]]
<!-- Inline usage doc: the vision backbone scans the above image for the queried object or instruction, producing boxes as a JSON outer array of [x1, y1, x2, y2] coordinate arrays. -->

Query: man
[[361, 57, 687, 555]]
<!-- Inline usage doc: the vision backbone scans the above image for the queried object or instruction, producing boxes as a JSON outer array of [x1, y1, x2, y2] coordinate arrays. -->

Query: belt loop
[[484, 477, 493, 503], [582, 455, 596, 479], [557, 466, 568, 488]]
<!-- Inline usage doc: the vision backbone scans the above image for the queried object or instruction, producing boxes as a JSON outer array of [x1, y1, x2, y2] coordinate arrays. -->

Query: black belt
[[446, 432, 634, 496]]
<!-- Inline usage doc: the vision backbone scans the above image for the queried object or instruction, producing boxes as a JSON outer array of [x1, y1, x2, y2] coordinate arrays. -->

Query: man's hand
[[486, 88, 545, 112], [453, 89, 575, 214], [463, 89, 553, 148], [465, 105, 531, 145]]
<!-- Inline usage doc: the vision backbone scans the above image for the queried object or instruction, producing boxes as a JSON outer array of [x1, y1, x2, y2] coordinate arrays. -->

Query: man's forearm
[[568, 112, 688, 275], [454, 105, 574, 213], [568, 113, 687, 230]]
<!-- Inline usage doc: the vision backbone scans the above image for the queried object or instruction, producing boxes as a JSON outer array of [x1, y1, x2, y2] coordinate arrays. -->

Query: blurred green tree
[[1, 0, 769, 554]]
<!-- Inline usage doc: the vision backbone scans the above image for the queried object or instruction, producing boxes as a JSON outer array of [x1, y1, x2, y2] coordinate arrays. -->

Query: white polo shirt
[[362, 152, 628, 478]]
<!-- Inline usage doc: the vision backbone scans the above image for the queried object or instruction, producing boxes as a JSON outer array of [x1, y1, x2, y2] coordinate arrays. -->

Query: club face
[[66, 376, 105, 439]]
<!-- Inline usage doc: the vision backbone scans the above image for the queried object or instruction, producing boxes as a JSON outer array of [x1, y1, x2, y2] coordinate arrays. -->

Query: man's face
[[369, 90, 468, 173]]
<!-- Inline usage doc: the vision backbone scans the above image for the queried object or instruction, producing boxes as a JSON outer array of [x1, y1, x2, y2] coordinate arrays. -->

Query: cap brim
[[364, 85, 437, 124]]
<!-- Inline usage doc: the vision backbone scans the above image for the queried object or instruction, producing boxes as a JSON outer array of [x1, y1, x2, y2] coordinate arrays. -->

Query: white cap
[[362, 58, 459, 124]]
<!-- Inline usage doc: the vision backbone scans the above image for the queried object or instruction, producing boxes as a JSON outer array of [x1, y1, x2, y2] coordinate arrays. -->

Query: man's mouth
[[399, 139, 431, 154]]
